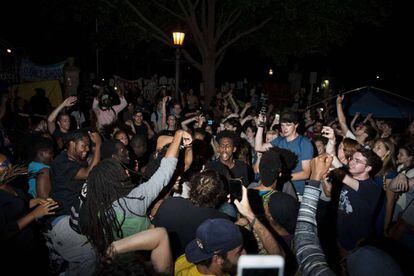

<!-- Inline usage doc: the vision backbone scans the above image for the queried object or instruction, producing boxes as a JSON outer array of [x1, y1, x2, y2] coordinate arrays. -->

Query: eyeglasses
[[349, 157, 367, 166]]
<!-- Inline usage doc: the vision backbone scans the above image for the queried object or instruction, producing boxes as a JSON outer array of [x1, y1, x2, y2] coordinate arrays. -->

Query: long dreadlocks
[[81, 158, 143, 256]]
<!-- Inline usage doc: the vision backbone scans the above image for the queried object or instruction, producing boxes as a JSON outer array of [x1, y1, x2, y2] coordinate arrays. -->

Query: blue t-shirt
[[337, 178, 382, 250], [270, 135, 314, 195], [27, 161, 50, 198]]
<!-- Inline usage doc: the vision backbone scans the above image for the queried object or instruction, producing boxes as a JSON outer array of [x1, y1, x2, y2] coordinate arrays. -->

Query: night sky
[[1, 1, 408, 98]]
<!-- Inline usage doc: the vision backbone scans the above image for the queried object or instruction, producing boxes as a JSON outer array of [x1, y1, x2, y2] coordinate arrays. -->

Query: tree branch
[[181, 49, 202, 70], [216, 17, 272, 57], [149, 0, 185, 20], [122, 0, 171, 42], [215, 9, 242, 43]]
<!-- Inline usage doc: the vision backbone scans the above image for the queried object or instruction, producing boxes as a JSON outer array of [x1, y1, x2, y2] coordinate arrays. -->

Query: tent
[[345, 86, 414, 119]]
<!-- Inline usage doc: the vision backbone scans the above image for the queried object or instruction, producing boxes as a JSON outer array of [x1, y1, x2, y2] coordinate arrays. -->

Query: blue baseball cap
[[346, 246, 403, 276], [185, 218, 243, 264]]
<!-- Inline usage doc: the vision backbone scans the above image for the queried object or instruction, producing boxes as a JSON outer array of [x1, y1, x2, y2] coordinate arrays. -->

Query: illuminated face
[[58, 115, 71, 132], [219, 137, 235, 162], [315, 140, 326, 155], [224, 122, 236, 132], [167, 115, 177, 128], [373, 141, 389, 160], [73, 137, 90, 160], [281, 122, 297, 138], [355, 124, 366, 137], [397, 148, 413, 166], [245, 127, 255, 140], [133, 113, 143, 125], [266, 133, 278, 143], [348, 152, 368, 176], [173, 104, 182, 116], [115, 132, 129, 146]]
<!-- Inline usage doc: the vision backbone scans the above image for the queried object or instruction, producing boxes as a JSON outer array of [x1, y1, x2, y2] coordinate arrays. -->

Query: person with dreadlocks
[[80, 130, 192, 270]]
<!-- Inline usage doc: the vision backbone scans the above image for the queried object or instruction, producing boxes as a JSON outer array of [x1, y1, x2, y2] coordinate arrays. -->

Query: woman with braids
[[80, 130, 192, 269]]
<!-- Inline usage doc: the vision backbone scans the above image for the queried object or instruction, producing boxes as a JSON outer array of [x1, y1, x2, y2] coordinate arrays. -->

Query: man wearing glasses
[[331, 148, 383, 252]]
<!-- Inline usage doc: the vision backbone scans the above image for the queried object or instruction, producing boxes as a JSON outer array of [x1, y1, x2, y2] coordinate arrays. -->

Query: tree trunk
[[202, 58, 216, 105]]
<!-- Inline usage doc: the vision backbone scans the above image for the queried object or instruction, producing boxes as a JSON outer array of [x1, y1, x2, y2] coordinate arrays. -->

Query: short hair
[[242, 122, 257, 135], [399, 143, 414, 157], [259, 147, 298, 187], [359, 148, 383, 177], [130, 134, 147, 149], [313, 135, 328, 145], [215, 130, 239, 147], [30, 136, 54, 161], [342, 138, 361, 160], [189, 170, 225, 208], [363, 124, 378, 142], [100, 139, 123, 160], [223, 118, 241, 133], [62, 129, 88, 147]]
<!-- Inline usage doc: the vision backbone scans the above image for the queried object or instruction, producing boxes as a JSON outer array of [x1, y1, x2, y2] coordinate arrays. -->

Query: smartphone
[[208, 120, 214, 125], [228, 178, 243, 202], [238, 255, 284, 276]]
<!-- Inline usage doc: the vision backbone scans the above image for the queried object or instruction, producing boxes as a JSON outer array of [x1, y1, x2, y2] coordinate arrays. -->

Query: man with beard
[[44, 129, 101, 275], [49, 130, 101, 217], [100, 139, 130, 164], [175, 218, 245, 276]]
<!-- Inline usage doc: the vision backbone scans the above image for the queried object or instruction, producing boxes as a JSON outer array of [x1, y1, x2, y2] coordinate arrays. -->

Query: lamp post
[[172, 31, 185, 101]]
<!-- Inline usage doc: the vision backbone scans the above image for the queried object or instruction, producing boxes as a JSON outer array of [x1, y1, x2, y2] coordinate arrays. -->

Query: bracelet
[[249, 217, 257, 229]]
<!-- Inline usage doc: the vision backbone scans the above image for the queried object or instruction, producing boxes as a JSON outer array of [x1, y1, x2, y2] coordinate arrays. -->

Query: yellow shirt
[[174, 254, 213, 276]]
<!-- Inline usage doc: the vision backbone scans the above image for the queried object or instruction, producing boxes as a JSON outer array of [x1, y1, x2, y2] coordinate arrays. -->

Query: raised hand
[[88, 131, 102, 146], [63, 96, 77, 107], [336, 95, 344, 105], [310, 154, 333, 181]]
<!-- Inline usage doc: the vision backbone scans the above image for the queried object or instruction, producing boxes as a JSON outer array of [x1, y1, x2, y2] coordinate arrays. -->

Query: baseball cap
[[185, 218, 243, 264], [346, 246, 403, 276], [280, 112, 299, 124], [268, 192, 299, 234]]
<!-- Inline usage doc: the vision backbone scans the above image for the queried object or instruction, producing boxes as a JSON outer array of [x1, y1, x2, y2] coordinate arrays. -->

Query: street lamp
[[172, 31, 185, 101]]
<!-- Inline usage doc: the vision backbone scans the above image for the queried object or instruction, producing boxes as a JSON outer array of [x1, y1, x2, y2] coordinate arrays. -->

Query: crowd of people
[[1, 79, 413, 276]]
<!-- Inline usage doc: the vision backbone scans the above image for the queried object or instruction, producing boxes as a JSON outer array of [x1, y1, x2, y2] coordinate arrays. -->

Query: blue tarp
[[346, 87, 414, 118]]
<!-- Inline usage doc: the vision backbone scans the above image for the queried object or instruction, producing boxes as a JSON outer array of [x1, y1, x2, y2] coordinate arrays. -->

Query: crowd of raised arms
[[1, 79, 413, 276]]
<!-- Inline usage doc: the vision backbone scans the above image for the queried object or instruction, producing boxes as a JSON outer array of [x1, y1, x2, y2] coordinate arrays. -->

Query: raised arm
[[47, 96, 77, 134], [235, 186, 284, 256], [239, 102, 251, 119], [181, 116, 197, 131], [336, 95, 350, 136], [295, 154, 335, 276], [350, 112, 360, 133], [254, 114, 273, 152]]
